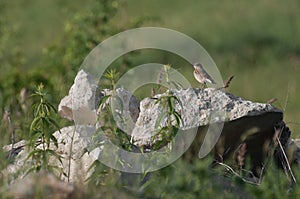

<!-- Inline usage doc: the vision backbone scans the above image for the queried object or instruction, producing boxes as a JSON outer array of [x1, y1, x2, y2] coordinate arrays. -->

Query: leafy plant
[[26, 84, 63, 175], [152, 90, 183, 150], [103, 69, 119, 92], [99, 69, 132, 149], [152, 64, 183, 96], [87, 69, 133, 184]]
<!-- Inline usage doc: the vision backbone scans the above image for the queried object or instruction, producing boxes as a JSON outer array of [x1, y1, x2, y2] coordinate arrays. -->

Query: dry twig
[[237, 143, 247, 169], [216, 75, 234, 91], [267, 98, 278, 105], [4, 110, 15, 159], [276, 134, 297, 184], [216, 162, 261, 185], [223, 75, 234, 89]]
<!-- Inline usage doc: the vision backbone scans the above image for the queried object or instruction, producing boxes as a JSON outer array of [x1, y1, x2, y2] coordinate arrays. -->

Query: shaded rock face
[[131, 88, 283, 177], [186, 112, 283, 176]]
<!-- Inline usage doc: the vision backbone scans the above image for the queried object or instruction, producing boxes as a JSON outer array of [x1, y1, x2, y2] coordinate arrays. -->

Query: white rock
[[132, 88, 282, 146], [58, 70, 99, 125], [2, 126, 97, 183], [58, 70, 140, 128]]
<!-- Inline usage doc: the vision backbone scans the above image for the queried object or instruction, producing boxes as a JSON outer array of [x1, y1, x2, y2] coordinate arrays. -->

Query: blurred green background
[[1, 0, 299, 135], [1, 0, 300, 198], [0, 0, 300, 134]]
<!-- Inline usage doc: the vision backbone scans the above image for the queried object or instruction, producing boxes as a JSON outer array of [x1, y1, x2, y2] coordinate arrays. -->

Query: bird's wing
[[199, 67, 216, 84]]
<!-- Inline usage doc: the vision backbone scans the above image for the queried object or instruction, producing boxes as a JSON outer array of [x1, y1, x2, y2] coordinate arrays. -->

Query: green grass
[[130, 0, 300, 135]]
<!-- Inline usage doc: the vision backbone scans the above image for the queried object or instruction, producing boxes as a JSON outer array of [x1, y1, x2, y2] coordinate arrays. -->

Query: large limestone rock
[[132, 88, 282, 146], [131, 88, 283, 177]]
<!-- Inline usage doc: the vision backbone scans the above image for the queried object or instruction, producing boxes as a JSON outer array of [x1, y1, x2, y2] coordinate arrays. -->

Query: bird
[[193, 63, 216, 88]]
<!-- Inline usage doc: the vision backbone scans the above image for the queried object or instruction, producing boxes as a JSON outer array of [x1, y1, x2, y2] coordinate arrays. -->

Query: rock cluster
[[2, 69, 290, 190]]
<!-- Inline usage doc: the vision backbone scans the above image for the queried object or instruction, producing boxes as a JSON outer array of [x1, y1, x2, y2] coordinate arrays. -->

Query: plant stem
[[67, 127, 76, 182], [6, 110, 15, 159]]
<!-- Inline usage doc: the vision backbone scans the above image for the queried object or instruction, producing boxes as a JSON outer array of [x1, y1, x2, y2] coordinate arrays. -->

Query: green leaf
[[47, 117, 61, 130], [25, 149, 43, 161], [44, 101, 57, 112], [46, 149, 63, 164], [168, 96, 175, 112], [25, 167, 38, 176], [153, 140, 165, 150], [47, 165, 64, 175], [175, 97, 184, 110], [43, 103, 51, 115], [30, 116, 43, 133], [41, 116, 50, 131], [50, 134, 59, 148], [33, 103, 41, 117], [87, 160, 100, 173], [173, 111, 183, 127], [155, 112, 168, 130], [154, 96, 164, 105], [29, 131, 42, 147], [98, 95, 111, 108], [171, 126, 179, 137], [111, 95, 124, 114]]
